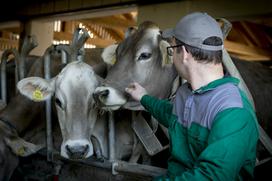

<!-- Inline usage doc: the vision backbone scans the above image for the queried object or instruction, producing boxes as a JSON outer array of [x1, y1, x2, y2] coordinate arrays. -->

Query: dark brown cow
[[0, 48, 63, 180]]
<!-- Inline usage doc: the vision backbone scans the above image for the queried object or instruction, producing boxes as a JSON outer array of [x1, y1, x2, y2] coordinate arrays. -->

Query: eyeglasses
[[166, 44, 183, 56]]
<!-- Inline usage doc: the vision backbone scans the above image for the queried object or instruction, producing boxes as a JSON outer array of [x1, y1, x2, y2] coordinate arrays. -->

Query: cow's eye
[[55, 98, 63, 108], [137, 52, 152, 61]]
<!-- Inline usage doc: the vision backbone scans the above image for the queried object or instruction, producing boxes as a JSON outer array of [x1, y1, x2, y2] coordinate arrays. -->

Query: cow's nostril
[[93, 89, 110, 104], [66, 145, 72, 154], [100, 89, 109, 97]]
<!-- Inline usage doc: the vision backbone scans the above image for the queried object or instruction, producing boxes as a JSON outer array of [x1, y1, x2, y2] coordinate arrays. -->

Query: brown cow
[[93, 21, 178, 111]]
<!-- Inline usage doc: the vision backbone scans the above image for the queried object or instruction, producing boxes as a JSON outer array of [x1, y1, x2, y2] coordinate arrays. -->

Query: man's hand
[[125, 82, 147, 101]]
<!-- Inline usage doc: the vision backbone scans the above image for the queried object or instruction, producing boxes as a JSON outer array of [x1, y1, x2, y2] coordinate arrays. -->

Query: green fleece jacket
[[140, 77, 259, 181]]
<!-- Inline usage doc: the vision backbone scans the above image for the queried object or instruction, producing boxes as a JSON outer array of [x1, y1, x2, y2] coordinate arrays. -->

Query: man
[[125, 12, 259, 180]]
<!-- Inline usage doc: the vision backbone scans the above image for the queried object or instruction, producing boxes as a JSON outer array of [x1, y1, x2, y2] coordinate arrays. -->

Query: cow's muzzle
[[61, 139, 93, 160], [93, 86, 127, 110], [93, 89, 109, 105], [65, 144, 89, 160]]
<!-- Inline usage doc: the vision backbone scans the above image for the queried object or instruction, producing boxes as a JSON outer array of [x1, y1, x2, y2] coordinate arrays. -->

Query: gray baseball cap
[[162, 12, 223, 51]]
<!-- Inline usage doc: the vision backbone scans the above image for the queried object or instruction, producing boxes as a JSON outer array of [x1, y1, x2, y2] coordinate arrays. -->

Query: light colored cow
[[17, 61, 106, 159], [17, 61, 136, 161], [93, 21, 178, 111]]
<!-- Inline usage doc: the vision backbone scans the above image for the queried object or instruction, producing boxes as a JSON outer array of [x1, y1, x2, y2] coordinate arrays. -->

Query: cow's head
[[93, 21, 177, 111], [17, 61, 101, 160], [0, 120, 42, 180]]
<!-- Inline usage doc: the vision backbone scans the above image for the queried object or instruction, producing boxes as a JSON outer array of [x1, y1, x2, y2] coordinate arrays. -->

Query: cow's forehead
[[117, 27, 160, 54], [56, 62, 98, 92], [143, 28, 160, 44]]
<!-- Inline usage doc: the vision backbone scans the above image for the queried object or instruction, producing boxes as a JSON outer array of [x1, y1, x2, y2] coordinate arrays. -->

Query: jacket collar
[[192, 76, 240, 94]]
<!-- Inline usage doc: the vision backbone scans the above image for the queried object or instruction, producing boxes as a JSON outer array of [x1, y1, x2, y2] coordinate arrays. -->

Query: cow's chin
[[100, 101, 144, 111], [123, 101, 145, 111], [100, 104, 123, 111]]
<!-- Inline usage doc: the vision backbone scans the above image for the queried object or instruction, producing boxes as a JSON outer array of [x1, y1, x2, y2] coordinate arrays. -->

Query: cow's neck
[[0, 96, 43, 134]]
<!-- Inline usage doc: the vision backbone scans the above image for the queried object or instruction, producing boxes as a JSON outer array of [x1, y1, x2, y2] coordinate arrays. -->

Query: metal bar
[[258, 125, 272, 155], [70, 28, 89, 62], [61, 50, 67, 64], [0, 49, 18, 104], [56, 45, 72, 63], [50, 151, 166, 178], [14, 51, 20, 94], [71, 28, 80, 48], [219, 18, 232, 40], [19, 35, 38, 80], [44, 46, 54, 162], [112, 160, 167, 177], [0, 51, 7, 104], [108, 111, 115, 161]]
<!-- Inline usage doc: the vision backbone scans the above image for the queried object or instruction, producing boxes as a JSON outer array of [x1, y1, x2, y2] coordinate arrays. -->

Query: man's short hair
[[175, 37, 223, 64], [162, 12, 224, 63]]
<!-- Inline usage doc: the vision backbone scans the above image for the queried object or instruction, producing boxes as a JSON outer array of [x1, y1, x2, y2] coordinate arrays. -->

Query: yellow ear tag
[[32, 89, 43, 101], [17, 147, 25, 156], [111, 57, 116, 65]]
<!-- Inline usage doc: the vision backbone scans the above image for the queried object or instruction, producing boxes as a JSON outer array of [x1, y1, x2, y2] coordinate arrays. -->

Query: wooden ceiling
[[0, 11, 272, 62], [53, 12, 137, 47], [54, 13, 272, 62], [225, 21, 272, 61]]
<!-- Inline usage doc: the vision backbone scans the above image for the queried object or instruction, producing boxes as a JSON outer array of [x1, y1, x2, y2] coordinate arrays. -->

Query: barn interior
[[0, 0, 271, 180]]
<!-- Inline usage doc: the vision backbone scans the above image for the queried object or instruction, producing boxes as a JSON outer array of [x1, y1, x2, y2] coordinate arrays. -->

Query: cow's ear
[[5, 136, 44, 157], [125, 27, 137, 38], [17, 77, 55, 102], [160, 40, 173, 66], [101, 44, 118, 65]]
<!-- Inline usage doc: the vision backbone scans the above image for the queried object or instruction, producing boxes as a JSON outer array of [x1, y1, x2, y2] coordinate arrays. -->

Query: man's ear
[[159, 40, 173, 66], [181, 46, 190, 63]]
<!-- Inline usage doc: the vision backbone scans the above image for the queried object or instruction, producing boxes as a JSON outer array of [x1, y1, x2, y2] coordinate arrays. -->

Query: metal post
[[112, 161, 167, 177], [61, 50, 67, 64], [1, 52, 7, 104], [0, 49, 18, 105], [44, 46, 53, 162], [108, 111, 115, 161], [70, 28, 89, 62], [19, 35, 38, 80]]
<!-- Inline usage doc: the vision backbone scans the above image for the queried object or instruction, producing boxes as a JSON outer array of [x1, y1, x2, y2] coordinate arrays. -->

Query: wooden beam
[[240, 21, 263, 47], [103, 27, 124, 41], [235, 54, 272, 61], [82, 24, 102, 38], [54, 31, 116, 47], [87, 38, 116, 47], [79, 21, 124, 41], [123, 13, 135, 21], [225, 40, 272, 59], [81, 15, 135, 30], [231, 22, 254, 46]]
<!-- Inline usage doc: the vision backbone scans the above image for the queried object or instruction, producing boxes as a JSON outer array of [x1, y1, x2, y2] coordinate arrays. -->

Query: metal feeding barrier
[[0, 35, 37, 108], [40, 19, 272, 179], [0, 49, 19, 106]]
